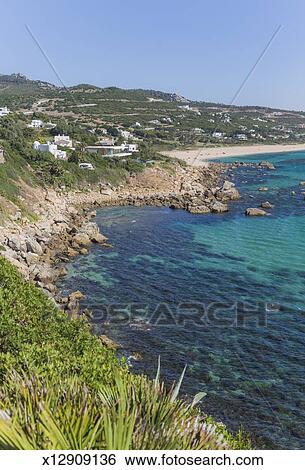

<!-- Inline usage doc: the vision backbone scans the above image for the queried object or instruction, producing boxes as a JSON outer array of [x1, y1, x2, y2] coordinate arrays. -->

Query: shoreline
[[0, 162, 234, 316], [163, 143, 305, 165], [0, 156, 276, 317]]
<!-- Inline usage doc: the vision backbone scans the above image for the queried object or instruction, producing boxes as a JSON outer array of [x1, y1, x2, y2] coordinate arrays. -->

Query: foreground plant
[[0, 370, 248, 450]]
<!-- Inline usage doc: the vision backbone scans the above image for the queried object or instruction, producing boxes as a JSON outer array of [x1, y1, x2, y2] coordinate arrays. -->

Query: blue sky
[[1, 0, 305, 110]]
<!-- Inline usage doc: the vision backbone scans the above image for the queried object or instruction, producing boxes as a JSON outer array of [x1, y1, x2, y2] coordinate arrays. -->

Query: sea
[[58, 150, 305, 449]]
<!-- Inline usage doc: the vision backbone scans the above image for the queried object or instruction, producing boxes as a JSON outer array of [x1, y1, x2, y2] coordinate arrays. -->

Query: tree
[[69, 151, 80, 164]]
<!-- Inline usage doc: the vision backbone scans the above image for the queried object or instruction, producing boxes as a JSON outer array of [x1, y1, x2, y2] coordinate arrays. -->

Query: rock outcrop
[[261, 201, 274, 209], [258, 161, 275, 170], [211, 201, 229, 213], [245, 208, 267, 216]]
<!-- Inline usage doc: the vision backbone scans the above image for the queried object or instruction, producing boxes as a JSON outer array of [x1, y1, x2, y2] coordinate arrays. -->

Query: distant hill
[[0, 73, 57, 96], [66, 84, 190, 103]]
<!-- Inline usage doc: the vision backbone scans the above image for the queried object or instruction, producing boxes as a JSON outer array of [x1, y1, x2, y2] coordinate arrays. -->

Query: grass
[[0, 257, 250, 450]]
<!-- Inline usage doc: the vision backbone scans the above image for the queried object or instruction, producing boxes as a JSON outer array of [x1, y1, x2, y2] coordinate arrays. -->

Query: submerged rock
[[245, 208, 267, 216], [260, 201, 274, 209], [258, 161, 275, 170]]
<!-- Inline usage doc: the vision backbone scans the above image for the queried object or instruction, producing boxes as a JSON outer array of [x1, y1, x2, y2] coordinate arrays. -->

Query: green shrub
[[0, 245, 250, 450]]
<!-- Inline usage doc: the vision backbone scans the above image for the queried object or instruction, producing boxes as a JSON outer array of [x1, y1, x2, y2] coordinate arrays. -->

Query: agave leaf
[[191, 392, 207, 408], [170, 365, 187, 403], [154, 356, 161, 389]]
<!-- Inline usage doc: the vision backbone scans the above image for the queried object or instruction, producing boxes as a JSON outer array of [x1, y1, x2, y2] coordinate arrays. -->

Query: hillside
[[0, 73, 56, 94], [1, 73, 305, 150]]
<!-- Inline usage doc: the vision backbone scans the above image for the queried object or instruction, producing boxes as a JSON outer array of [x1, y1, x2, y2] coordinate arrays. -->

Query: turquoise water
[[59, 151, 305, 449]]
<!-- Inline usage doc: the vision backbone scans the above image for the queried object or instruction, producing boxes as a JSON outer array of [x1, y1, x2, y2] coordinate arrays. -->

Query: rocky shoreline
[[0, 162, 240, 317]]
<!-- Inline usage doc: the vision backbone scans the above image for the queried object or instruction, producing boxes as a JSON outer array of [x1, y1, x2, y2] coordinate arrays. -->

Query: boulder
[[72, 232, 91, 247], [25, 252, 40, 266], [210, 201, 228, 213], [216, 181, 240, 201], [258, 161, 275, 170], [217, 187, 240, 201], [299, 182, 305, 186], [245, 208, 267, 216], [66, 298, 80, 317], [80, 222, 100, 238], [53, 215, 66, 224], [180, 182, 193, 192], [1, 246, 19, 261], [39, 283, 57, 294], [69, 290, 85, 301], [222, 180, 235, 191], [7, 235, 27, 253], [56, 266, 68, 278], [99, 335, 120, 350], [91, 233, 108, 244], [67, 247, 79, 257], [26, 238, 43, 256], [188, 205, 211, 214], [100, 188, 113, 196], [261, 201, 274, 209], [35, 267, 56, 284]]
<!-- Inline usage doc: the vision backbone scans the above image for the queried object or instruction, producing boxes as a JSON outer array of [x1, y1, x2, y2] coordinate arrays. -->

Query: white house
[[0, 107, 10, 118], [33, 141, 67, 160], [212, 131, 225, 139], [29, 119, 44, 128], [54, 134, 73, 148], [121, 142, 138, 153], [161, 117, 173, 124], [85, 145, 132, 157], [119, 129, 133, 139], [235, 133, 248, 141]]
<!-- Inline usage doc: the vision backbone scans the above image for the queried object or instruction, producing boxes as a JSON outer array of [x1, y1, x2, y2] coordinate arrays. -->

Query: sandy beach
[[163, 143, 305, 166]]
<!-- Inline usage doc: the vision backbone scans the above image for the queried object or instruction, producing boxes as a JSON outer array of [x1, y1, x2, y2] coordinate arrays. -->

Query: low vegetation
[[0, 257, 250, 450]]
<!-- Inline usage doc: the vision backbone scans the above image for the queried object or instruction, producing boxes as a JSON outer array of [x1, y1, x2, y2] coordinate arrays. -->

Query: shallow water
[[59, 151, 305, 449]]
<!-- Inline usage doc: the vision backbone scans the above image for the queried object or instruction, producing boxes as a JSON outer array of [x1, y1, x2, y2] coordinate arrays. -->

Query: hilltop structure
[[33, 141, 67, 160], [0, 106, 10, 118], [54, 134, 73, 148]]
